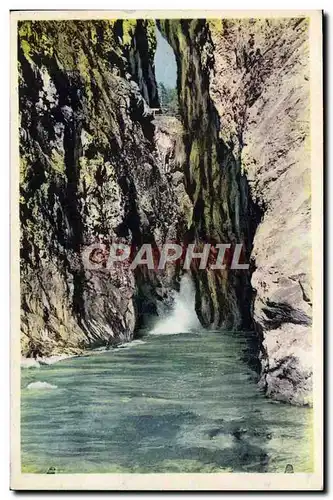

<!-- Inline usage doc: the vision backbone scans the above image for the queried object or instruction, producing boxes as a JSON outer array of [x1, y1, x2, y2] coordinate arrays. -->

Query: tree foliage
[[157, 82, 179, 117]]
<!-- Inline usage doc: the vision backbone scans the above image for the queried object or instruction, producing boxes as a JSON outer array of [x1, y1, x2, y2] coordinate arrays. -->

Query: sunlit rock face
[[160, 19, 312, 405], [209, 18, 312, 405]]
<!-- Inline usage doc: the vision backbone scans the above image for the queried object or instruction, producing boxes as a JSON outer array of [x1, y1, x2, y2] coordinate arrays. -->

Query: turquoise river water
[[21, 330, 313, 474]]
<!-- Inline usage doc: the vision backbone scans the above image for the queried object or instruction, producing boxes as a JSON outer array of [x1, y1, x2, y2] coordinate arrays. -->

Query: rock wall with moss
[[18, 19, 183, 357], [159, 18, 312, 405], [158, 19, 258, 331]]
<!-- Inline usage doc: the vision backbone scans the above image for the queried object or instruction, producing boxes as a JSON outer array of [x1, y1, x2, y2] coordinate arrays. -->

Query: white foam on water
[[150, 274, 200, 335], [27, 381, 58, 390], [38, 354, 77, 365], [118, 339, 147, 349], [21, 358, 40, 369]]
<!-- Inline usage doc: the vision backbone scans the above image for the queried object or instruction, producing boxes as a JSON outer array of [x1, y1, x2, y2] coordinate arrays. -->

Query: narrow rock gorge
[[18, 18, 312, 405]]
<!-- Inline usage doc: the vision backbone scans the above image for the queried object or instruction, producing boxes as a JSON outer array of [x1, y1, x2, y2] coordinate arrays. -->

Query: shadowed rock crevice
[[158, 19, 262, 332], [261, 301, 312, 330]]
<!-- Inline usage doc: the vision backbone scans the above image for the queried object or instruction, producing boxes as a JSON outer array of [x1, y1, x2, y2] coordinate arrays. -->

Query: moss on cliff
[[122, 20, 137, 46], [18, 19, 166, 356], [158, 19, 256, 329]]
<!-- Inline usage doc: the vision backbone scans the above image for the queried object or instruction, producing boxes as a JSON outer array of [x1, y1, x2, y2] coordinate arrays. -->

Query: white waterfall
[[151, 274, 200, 334]]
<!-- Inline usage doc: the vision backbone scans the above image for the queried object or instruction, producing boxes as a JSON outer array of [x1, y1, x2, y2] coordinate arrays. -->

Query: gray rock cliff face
[[209, 18, 312, 405], [159, 20, 257, 332]]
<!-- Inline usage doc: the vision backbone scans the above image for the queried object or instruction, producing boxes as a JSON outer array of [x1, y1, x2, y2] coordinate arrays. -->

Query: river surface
[[21, 330, 313, 474]]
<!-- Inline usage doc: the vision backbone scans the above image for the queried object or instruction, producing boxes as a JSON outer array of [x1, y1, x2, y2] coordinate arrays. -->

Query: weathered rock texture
[[18, 20, 183, 357], [159, 20, 257, 331], [161, 18, 312, 405], [210, 18, 312, 405]]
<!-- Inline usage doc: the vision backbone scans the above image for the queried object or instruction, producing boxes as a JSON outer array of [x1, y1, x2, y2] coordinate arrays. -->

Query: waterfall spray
[[151, 274, 200, 334]]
